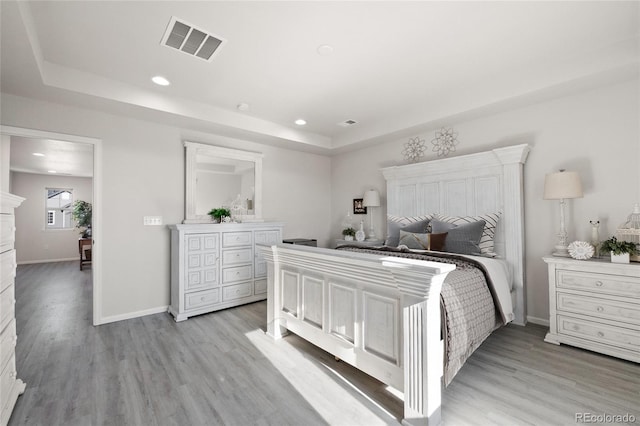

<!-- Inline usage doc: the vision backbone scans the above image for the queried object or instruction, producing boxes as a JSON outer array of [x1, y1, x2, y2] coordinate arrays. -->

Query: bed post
[[383, 259, 454, 426], [262, 245, 287, 339]]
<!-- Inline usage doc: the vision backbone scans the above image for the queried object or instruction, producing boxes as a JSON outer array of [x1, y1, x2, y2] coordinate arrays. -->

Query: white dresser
[[543, 256, 640, 362], [0, 192, 25, 426], [169, 222, 284, 322]]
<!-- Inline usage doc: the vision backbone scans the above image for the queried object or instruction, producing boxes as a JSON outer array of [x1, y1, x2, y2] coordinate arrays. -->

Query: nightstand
[[543, 256, 640, 363], [335, 239, 384, 248]]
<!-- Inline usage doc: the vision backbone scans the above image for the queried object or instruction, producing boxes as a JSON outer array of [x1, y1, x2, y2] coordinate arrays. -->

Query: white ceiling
[[9, 136, 93, 177], [1, 1, 639, 156]]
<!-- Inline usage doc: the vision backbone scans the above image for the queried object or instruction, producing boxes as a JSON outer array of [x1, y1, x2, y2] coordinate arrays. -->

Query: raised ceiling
[[1, 1, 638, 153]]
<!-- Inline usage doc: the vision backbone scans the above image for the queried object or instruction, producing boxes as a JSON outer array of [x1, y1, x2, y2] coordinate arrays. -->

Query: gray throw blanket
[[336, 246, 500, 385]]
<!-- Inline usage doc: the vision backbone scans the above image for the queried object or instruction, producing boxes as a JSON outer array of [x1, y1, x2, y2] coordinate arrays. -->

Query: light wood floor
[[10, 261, 640, 426]]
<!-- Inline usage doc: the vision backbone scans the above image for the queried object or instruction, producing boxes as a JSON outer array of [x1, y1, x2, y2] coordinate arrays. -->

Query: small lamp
[[363, 189, 381, 240], [543, 170, 583, 256]]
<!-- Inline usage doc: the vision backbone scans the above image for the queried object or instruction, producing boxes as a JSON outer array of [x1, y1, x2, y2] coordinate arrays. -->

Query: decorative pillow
[[434, 212, 501, 256], [398, 230, 448, 251], [385, 214, 433, 247], [431, 219, 485, 255]]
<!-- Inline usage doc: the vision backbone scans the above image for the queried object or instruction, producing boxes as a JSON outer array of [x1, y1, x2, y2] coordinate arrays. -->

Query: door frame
[[1, 125, 103, 326]]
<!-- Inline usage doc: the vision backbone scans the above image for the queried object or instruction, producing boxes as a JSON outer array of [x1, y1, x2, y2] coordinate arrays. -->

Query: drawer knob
[[596, 306, 604, 312], [201, 297, 206, 301], [595, 281, 603, 287], [236, 271, 240, 275], [9, 371, 16, 379], [597, 331, 605, 338]]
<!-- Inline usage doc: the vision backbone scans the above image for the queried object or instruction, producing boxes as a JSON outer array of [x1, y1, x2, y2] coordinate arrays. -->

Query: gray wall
[[10, 172, 93, 263], [331, 78, 640, 324], [1, 93, 332, 322]]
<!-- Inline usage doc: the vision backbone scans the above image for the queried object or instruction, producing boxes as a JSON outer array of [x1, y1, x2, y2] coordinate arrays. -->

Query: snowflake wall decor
[[402, 136, 426, 163], [431, 127, 459, 157]]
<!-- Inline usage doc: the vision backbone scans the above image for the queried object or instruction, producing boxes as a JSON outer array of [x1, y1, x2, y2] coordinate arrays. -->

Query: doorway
[[1, 125, 103, 326]]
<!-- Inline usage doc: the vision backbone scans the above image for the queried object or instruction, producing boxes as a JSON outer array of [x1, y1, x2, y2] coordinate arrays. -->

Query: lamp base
[[552, 245, 570, 257]]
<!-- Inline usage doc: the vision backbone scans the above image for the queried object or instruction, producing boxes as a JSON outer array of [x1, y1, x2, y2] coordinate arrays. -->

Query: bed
[[257, 144, 530, 426]]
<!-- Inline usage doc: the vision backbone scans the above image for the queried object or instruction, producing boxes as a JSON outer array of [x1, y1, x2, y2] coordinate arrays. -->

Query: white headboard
[[381, 144, 530, 325]]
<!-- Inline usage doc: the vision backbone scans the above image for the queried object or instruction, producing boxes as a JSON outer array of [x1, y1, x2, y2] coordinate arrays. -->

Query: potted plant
[[72, 200, 92, 238], [208, 207, 231, 223], [342, 227, 356, 241], [600, 236, 637, 263]]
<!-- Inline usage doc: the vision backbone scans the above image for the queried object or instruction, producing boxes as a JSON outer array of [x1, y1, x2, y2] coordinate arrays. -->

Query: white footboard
[[257, 243, 455, 426]]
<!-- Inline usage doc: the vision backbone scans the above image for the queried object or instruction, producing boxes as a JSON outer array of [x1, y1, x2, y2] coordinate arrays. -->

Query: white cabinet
[[0, 192, 25, 426], [169, 222, 283, 322], [543, 256, 640, 363]]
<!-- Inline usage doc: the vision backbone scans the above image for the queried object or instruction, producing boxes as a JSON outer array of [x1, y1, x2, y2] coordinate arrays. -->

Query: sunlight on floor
[[245, 328, 401, 425]]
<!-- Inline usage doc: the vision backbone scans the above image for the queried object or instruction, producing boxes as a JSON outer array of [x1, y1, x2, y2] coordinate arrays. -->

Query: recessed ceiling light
[[295, 119, 307, 126], [32, 152, 45, 157], [317, 44, 334, 56], [48, 170, 57, 174], [152, 76, 170, 86], [237, 103, 250, 111]]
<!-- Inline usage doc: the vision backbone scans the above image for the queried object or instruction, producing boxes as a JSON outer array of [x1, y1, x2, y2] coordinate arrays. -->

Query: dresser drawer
[[222, 248, 253, 266], [255, 230, 281, 245], [557, 270, 640, 298], [557, 292, 640, 326], [0, 320, 16, 372], [222, 265, 253, 284], [0, 215, 16, 253], [186, 234, 219, 253], [0, 354, 17, 409], [0, 285, 15, 333], [255, 260, 267, 278], [222, 232, 252, 248], [185, 288, 220, 311], [557, 314, 640, 352], [223, 282, 253, 302], [185, 266, 219, 291], [254, 279, 267, 295], [0, 250, 16, 294]]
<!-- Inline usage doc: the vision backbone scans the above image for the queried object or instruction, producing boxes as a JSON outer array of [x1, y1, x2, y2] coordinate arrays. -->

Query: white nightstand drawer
[[0, 354, 17, 407], [222, 232, 252, 248], [222, 282, 253, 301], [557, 314, 640, 351], [255, 230, 280, 245], [222, 265, 253, 284], [557, 270, 640, 298], [185, 288, 220, 310], [557, 293, 640, 326], [222, 248, 253, 266], [0, 250, 16, 294]]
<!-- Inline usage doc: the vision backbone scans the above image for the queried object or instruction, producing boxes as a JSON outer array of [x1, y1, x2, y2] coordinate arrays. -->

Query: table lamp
[[363, 189, 381, 241], [543, 170, 583, 256]]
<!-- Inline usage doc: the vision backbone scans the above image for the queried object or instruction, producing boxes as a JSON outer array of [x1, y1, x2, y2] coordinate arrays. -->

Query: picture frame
[[353, 198, 367, 215]]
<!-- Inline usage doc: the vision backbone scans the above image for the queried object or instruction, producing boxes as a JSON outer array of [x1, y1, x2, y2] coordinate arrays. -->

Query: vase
[[344, 235, 354, 241], [611, 252, 630, 263]]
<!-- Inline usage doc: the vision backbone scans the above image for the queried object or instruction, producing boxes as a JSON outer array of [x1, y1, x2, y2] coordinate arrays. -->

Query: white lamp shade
[[363, 189, 381, 207], [543, 171, 583, 200]]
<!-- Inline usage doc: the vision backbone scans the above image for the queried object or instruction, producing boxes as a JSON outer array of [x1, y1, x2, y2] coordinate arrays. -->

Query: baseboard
[[527, 316, 550, 327], [96, 305, 169, 325], [17, 257, 77, 265]]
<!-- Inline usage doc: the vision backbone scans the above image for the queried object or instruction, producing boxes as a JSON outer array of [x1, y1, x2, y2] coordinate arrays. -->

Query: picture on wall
[[353, 198, 367, 215]]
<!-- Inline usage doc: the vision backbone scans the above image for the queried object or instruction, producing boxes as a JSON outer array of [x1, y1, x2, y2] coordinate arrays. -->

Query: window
[[45, 188, 74, 229]]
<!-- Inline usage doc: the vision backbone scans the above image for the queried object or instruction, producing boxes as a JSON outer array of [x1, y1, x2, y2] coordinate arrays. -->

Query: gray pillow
[[431, 219, 485, 255], [386, 219, 430, 247]]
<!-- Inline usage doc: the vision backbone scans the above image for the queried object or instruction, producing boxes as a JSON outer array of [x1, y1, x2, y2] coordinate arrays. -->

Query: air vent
[[337, 119, 358, 127], [161, 17, 225, 62]]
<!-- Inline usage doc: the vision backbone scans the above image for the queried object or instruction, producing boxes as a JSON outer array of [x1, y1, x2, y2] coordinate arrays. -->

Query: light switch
[[143, 216, 163, 226]]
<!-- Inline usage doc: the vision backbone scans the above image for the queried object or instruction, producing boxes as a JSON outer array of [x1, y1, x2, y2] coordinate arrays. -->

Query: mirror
[[184, 141, 263, 223]]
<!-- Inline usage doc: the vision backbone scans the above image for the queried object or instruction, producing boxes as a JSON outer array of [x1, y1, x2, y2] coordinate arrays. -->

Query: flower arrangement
[[208, 207, 231, 223], [600, 236, 637, 255]]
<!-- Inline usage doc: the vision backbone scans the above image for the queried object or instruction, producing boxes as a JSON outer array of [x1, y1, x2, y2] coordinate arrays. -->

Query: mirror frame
[[184, 141, 263, 223]]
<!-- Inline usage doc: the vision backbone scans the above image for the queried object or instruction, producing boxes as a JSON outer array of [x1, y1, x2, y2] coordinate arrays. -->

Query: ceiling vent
[[337, 119, 358, 127], [161, 17, 225, 62]]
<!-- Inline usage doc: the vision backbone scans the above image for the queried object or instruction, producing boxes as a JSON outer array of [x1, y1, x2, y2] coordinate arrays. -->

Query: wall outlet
[[143, 216, 163, 226]]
